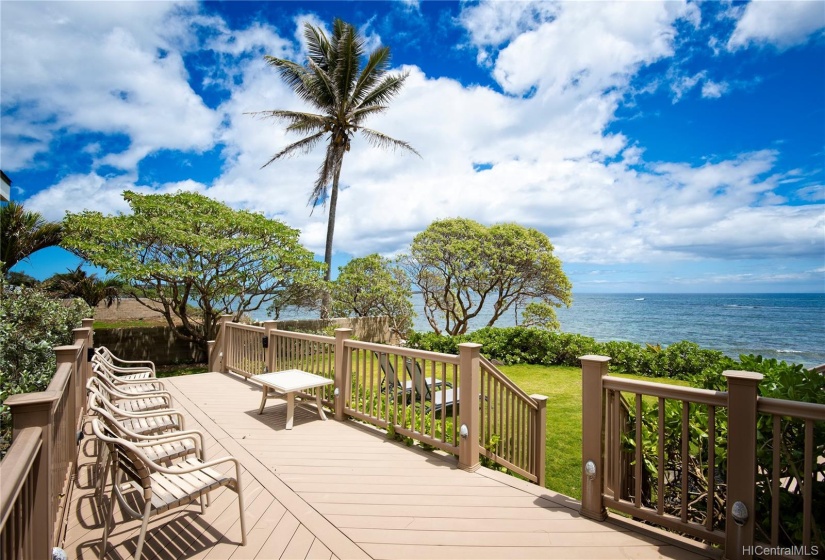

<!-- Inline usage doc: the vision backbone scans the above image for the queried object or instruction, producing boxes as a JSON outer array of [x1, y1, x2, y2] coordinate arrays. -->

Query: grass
[[156, 363, 209, 378], [500, 364, 692, 500]]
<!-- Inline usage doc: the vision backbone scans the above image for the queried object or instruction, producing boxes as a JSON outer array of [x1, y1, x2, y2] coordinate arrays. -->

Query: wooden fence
[[0, 319, 94, 560], [580, 355, 824, 560], [212, 320, 548, 484]]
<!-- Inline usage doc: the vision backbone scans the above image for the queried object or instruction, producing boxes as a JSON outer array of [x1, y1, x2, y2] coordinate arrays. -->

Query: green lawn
[[500, 364, 692, 500]]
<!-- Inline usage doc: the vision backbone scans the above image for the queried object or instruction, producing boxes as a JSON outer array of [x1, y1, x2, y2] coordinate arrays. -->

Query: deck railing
[[223, 321, 267, 377], [209, 323, 548, 482], [580, 355, 825, 560], [479, 356, 547, 485], [0, 319, 93, 560]]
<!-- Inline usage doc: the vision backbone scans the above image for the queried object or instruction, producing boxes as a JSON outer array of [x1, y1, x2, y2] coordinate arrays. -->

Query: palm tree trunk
[[321, 168, 341, 319]]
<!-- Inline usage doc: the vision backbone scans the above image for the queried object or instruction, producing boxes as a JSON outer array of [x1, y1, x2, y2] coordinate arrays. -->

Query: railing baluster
[[635, 393, 642, 508], [706, 405, 715, 532], [657, 397, 665, 516], [803, 419, 813, 549], [771, 414, 780, 546], [681, 401, 689, 524], [368, 351, 375, 418]]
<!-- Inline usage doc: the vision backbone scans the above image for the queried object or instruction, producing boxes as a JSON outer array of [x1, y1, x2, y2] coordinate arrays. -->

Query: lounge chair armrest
[[110, 355, 156, 372], [132, 432, 204, 453], [148, 455, 241, 477]]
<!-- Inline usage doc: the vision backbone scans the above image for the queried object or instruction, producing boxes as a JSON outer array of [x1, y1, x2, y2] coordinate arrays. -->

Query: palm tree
[[253, 18, 418, 317], [43, 265, 124, 308], [1, 201, 63, 274]]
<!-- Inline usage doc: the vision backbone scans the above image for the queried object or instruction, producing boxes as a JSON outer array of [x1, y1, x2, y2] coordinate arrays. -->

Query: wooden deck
[[63, 372, 719, 559]]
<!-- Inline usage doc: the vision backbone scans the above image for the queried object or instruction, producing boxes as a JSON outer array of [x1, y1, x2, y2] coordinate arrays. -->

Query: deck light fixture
[[731, 501, 748, 526], [459, 424, 469, 438], [585, 460, 597, 480]]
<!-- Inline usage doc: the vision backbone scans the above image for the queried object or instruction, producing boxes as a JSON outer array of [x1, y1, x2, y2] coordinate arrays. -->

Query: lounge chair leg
[[99, 473, 116, 560], [237, 471, 247, 545], [134, 501, 152, 560]]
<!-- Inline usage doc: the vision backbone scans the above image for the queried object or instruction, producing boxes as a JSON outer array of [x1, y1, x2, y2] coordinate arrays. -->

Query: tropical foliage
[[254, 18, 418, 315], [402, 219, 572, 335], [43, 265, 124, 308], [1, 201, 62, 274], [331, 254, 414, 338], [62, 191, 324, 352], [0, 281, 90, 455]]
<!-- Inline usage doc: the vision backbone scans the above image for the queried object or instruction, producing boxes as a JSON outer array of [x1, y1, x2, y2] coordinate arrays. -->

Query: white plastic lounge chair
[[87, 387, 185, 435], [93, 346, 156, 378], [90, 401, 205, 504], [87, 377, 172, 414], [92, 419, 246, 560], [93, 362, 165, 392]]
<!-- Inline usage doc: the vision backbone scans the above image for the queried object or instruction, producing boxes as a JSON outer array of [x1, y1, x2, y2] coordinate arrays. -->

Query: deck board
[[62, 371, 718, 560]]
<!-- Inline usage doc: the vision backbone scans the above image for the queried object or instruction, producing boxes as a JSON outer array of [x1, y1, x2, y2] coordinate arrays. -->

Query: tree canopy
[[331, 254, 414, 338], [254, 18, 417, 316], [62, 191, 324, 351], [402, 218, 572, 336], [1, 201, 62, 274]]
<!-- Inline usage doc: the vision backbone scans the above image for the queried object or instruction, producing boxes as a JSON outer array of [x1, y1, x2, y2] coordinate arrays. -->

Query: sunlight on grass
[[500, 364, 692, 500]]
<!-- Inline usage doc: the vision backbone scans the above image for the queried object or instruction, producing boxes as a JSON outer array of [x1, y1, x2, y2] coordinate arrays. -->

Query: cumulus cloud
[[0, 1, 221, 171], [728, 0, 825, 50], [5, 1, 823, 283], [25, 171, 209, 221]]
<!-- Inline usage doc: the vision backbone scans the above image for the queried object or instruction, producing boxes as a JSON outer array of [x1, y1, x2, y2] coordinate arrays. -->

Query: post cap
[[579, 355, 611, 363], [723, 370, 763, 383]]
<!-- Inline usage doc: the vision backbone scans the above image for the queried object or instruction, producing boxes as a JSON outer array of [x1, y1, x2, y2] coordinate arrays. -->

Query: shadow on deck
[[63, 372, 719, 560]]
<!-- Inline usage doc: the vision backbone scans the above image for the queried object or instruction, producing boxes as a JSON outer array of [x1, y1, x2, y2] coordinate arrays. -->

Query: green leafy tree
[[43, 265, 124, 308], [253, 18, 418, 316], [1, 201, 63, 274], [62, 191, 324, 352], [331, 254, 414, 338], [402, 218, 572, 335]]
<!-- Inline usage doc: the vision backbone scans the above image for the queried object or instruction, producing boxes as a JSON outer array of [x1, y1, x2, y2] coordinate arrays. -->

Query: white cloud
[[24, 172, 206, 221], [460, 0, 560, 58], [0, 1, 221, 171], [701, 79, 728, 98], [728, 0, 825, 50], [6, 2, 822, 281], [488, 1, 691, 97], [797, 184, 825, 201]]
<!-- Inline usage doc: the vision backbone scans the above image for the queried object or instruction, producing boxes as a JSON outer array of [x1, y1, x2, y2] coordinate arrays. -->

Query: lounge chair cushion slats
[[143, 440, 196, 464], [121, 414, 179, 435], [116, 396, 169, 413]]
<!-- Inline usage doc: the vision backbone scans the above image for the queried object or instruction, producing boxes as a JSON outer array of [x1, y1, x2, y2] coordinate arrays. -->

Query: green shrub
[[405, 331, 464, 354], [0, 284, 91, 454]]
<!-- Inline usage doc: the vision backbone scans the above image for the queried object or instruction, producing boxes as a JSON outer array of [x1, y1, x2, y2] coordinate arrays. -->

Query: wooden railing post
[[724, 370, 763, 560], [210, 315, 232, 373], [530, 394, 548, 487], [458, 343, 482, 472], [262, 321, 278, 372], [580, 355, 611, 521], [333, 328, 353, 421], [72, 328, 91, 415], [5, 397, 58, 555]]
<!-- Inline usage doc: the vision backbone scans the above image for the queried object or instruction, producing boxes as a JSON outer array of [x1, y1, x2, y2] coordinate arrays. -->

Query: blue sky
[[1, 0, 823, 293]]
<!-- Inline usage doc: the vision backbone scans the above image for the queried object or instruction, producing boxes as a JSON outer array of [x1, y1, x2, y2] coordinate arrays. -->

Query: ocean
[[253, 293, 825, 368]]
